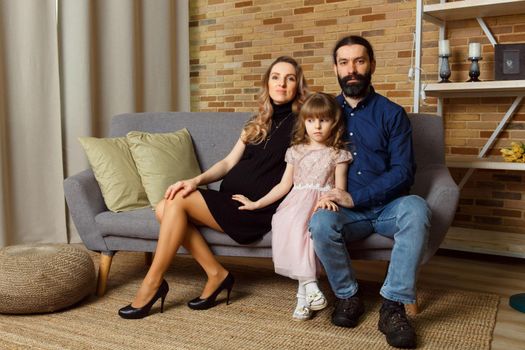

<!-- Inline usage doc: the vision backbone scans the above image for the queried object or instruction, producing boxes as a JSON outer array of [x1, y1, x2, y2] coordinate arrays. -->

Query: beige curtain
[[0, 0, 189, 247]]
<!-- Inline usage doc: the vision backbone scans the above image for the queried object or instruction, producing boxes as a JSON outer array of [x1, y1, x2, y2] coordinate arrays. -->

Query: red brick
[[200, 45, 216, 51], [363, 14, 386, 22], [244, 75, 261, 80], [294, 36, 315, 43], [451, 147, 479, 155], [225, 49, 243, 56], [263, 18, 282, 25], [274, 23, 294, 31], [493, 208, 522, 218], [284, 30, 303, 37], [242, 61, 261, 67], [225, 35, 243, 42], [235, 41, 252, 48], [235, 1, 252, 8], [349, 7, 372, 15], [305, 0, 323, 4], [254, 53, 271, 60], [225, 89, 242, 94], [295, 7, 314, 14], [315, 19, 336, 26]]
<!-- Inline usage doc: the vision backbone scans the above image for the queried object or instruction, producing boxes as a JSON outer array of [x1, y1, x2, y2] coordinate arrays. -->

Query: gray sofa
[[64, 111, 460, 298]]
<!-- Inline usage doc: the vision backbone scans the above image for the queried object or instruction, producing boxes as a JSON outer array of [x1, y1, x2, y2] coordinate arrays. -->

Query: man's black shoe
[[331, 295, 364, 328], [378, 298, 417, 349]]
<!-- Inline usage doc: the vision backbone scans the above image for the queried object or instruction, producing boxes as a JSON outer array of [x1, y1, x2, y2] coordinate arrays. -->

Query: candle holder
[[439, 55, 451, 83], [467, 57, 482, 82]]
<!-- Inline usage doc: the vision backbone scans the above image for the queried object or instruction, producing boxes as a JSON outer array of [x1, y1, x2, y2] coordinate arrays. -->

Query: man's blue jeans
[[308, 195, 431, 304]]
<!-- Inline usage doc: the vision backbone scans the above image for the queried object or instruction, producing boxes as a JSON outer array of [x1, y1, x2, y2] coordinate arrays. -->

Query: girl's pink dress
[[271, 144, 352, 280]]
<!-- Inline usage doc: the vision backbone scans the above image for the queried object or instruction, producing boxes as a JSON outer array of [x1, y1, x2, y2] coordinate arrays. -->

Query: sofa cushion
[[95, 208, 159, 239], [127, 129, 203, 207], [95, 208, 272, 248], [78, 136, 149, 212]]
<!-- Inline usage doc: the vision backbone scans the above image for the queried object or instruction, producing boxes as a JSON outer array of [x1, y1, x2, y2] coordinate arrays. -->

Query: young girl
[[232, 92, 352, 321]]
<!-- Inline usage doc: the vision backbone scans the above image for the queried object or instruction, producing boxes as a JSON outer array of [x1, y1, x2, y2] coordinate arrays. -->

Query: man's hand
[[318, 188, 354, 208], [164, 178, 199, 200], [314, 199, 339, 212], [232, 194, 260, 210]]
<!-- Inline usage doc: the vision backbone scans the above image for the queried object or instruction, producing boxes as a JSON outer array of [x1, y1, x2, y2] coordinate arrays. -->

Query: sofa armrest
[[413, 164, 460, 263], [64, 169, 110, 252]]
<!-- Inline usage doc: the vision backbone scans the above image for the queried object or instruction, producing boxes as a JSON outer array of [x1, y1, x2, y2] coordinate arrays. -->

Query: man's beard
[[338, 71, 372, 99]]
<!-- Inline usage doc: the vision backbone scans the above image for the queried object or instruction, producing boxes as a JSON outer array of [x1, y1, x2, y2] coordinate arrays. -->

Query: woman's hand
[[314, 199, 339, 212], [164, 178, 199, 200], [231, 194, 260, 210]]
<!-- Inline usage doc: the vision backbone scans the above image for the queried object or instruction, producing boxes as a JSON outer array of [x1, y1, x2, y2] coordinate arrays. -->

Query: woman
[[119, 56, 309, 319]]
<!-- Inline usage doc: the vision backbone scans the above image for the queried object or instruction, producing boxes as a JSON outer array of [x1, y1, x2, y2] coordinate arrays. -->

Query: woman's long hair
[[292, 92, 346, 150], [242, 56, 309, 144]]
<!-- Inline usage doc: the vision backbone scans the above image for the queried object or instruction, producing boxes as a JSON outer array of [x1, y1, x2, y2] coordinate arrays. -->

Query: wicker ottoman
[[0, 244, 96, 314]]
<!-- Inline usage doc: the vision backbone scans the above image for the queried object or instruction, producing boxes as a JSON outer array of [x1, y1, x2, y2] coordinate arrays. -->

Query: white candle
[[469, 42, 481, 58], [439, 40, 450, 56]]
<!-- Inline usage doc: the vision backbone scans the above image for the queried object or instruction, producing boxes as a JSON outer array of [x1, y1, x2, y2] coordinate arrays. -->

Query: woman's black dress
[[198, 102, 295, 244]]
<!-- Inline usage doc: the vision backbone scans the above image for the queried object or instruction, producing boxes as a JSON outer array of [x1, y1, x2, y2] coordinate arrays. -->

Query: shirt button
[[349, 132, 353, 136], [357, 171, 362, 175], [350, 113, 354, 116], [353, 152, 357, 156]]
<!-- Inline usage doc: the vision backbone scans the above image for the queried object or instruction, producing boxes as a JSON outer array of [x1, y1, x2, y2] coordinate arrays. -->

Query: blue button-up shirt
[[337, 88, 415, 209]]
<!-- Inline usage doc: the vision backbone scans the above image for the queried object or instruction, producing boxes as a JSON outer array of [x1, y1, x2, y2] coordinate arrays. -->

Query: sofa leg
[[145, 252, 153, 266], [96, 252, 114, 297], [406, 302, 419, 315]]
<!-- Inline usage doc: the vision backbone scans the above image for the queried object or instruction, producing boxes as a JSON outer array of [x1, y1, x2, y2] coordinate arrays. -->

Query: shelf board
[[424, 80, 525, 98], [424, 0, 525, 22], [446, 155, 525, 171], [442, 226, 525, 258]]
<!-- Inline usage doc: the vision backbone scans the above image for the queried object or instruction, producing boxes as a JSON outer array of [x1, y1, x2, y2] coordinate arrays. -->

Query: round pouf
[[0, 244, 96, 314]]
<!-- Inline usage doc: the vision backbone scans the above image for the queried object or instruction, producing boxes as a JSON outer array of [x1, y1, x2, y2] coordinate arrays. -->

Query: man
[[309, 35, 431, 349]]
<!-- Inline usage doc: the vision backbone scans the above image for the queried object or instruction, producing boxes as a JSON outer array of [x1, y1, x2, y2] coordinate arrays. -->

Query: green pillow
[[78, 137, 150, 212], [126, 129, 203, 207]]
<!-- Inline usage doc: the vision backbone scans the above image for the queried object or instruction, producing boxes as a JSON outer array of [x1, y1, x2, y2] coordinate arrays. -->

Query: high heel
[[187, 272, 234, 310], [118, 279, 169, 319]]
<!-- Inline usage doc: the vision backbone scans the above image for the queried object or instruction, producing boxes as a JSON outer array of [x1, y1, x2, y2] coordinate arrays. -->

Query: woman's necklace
[[263, 112, 293, 149]]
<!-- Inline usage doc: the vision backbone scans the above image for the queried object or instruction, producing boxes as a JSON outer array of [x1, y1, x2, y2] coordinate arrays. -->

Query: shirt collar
[[337, 86, 376, 111]]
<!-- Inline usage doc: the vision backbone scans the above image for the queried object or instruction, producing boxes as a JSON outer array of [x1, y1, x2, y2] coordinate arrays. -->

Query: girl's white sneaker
[[306, 290, 328, 311], [293, 304, 312, 321], [293, 293, 313, 321]]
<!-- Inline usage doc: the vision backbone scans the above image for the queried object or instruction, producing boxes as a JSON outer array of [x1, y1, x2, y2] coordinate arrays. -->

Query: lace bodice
[[285, 144, 352, 191]]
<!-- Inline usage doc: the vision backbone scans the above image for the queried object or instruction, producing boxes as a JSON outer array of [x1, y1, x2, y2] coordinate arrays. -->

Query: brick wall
[[189, 0, 525, 235]]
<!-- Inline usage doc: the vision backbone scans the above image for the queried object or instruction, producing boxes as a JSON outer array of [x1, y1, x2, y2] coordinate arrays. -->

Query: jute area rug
[[0, 251, 498, 350]]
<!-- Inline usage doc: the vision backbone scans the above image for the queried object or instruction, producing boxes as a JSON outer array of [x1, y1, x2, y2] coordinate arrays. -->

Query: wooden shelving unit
[[442, 227, 525, 258], [424, 0, 525, 22], [414, 0, 525, 258], [425, 80, 525, 98], [446, 155, 525, 171]]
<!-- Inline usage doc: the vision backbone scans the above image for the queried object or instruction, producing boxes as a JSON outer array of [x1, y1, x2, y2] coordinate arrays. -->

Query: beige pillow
[[78, 137, 150, 212], [126, 129, 203, 207]]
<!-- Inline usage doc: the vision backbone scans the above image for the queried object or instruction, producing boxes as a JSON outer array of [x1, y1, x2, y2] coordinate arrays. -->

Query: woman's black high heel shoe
[[187, 272, 235, 310], [118, 279, 169, 319]]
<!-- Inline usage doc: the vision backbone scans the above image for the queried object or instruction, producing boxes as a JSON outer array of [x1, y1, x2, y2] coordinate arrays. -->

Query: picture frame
[[495, 43, 525, 80]]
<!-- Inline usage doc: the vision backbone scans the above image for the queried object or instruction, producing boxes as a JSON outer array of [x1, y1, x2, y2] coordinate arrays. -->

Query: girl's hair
[[292, 92, 346, 150], [242, 56, 309, 144]]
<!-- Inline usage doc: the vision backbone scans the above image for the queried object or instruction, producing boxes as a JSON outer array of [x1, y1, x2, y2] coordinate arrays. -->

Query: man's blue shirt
[[336, 88, 415, 209]]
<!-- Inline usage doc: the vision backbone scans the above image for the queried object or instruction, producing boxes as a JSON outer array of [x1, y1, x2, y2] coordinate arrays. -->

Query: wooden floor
[[218, 249, 525, 350]]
